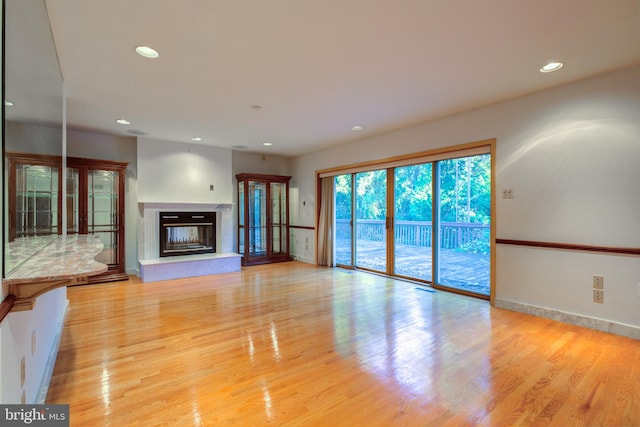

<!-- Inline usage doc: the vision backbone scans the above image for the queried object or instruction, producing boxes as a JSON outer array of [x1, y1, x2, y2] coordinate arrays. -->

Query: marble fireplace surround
[[137, 202, 241, 282]]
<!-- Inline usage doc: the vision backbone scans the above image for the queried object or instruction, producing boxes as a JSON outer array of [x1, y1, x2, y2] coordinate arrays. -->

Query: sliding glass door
[[331, 149, 492, 298], [355, 170, 387, 273], [393, 164, 433, 281], [335, 174, 353, 266], [435, 155, 491, 295]]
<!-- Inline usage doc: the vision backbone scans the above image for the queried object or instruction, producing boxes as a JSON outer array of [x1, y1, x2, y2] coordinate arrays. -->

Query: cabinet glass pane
[[248, 181, 267, 257], [270, 182, 287, 254], [15, 164, 59, 237], [66, 167, 80, 233], [88, 169, 119, 267]]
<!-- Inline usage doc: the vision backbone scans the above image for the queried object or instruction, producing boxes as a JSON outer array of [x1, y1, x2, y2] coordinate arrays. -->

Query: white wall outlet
[[502, 189, 514, 199], [593, 275, 604, 289], [593, 289, 604, 304]]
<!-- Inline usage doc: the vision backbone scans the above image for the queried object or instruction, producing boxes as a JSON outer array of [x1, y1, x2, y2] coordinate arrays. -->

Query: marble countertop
[[4, 234, 107, 284]]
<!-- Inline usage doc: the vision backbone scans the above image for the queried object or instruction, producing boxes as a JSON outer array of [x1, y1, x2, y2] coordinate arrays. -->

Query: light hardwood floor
[[47, 261, 640, 426]]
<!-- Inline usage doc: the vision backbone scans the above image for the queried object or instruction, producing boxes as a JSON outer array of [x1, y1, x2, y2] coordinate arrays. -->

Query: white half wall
[[0, 288, 67, 403], [289, 64, 640, 334]]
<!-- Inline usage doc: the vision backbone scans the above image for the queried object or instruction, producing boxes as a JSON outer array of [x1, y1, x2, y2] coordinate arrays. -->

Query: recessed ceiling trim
[[540, 62, 563, 73], [135, 46, 159, 59]]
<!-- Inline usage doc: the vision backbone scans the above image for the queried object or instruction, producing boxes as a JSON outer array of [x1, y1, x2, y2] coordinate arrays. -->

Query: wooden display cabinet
[[236, 173, 291, 266]]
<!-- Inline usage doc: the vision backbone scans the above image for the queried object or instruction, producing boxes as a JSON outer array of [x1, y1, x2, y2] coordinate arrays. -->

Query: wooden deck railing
[[336, 219, 490, 251]]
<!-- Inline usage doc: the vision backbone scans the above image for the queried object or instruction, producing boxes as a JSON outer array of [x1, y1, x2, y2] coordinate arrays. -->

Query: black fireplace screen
[[160, 212, 216, 257]]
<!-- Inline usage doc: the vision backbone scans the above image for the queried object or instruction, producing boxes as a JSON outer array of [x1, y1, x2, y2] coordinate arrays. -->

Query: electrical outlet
[[502, 189, 514, 199], [593, 275, 604, 289], [593, 289, 604, 304]]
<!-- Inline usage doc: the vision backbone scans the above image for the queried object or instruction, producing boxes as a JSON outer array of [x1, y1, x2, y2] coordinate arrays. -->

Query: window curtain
[[317, 177, 334, 266]]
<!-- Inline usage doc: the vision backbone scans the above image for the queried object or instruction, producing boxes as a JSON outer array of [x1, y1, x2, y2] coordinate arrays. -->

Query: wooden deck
[[46, 262, 640, 426], [337, 240, 490, 295]]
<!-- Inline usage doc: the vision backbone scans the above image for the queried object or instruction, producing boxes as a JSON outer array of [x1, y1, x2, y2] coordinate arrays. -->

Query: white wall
[[289, 64, 640, 335], [4, 121, 62, 155], [67, 129, 138, 274], [138, 138, 233, 204], [231, 151, 290, 178]]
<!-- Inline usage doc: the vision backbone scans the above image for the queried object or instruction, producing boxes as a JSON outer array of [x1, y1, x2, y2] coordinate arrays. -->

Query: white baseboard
[[291, 254, 314, 264], [495, 298, 640, 340]]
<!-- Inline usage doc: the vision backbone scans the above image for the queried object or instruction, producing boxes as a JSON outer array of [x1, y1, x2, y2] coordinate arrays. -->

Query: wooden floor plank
[[46, 262, 640, 426]]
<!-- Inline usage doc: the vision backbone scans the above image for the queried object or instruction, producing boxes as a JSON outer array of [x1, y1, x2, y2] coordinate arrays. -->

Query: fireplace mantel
[[138, 201, 233, 211]]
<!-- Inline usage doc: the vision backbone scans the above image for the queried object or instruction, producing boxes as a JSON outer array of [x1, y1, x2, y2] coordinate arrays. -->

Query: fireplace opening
[[160, 212, 216, 257]]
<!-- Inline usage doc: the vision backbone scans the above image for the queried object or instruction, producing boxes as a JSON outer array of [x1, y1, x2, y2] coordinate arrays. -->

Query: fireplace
[[159, 211, 216, 257]]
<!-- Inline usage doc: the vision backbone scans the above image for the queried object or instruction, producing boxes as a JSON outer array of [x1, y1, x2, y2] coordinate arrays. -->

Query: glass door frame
[[321, 140, 496, 302]]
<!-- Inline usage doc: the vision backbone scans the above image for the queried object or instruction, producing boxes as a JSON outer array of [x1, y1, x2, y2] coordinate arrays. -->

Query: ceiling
[[43, 0, 640, 157]]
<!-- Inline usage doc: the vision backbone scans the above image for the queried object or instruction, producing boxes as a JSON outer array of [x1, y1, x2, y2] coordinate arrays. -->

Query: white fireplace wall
[[137, 137, 233, 203], [137, 138, 236, 265]]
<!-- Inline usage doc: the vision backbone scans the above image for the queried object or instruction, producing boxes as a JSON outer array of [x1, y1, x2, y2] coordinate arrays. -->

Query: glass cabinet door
[[271, 182, 287, 255], [66, 167, 81, 233], [15, 164, 59, 238], [248, 181, 267, 257], [87, 169, 121, 268], [67, 158, 127, 282]]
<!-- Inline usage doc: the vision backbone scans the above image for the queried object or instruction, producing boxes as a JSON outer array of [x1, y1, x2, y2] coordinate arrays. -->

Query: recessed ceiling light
[[4, 100, 14, 107], [191, 137, 202, 142], [135, 46, 159, 59], [116, 119, 131, 125], [262, 142, 273, 146], [352, 126, 363, 131], [540, 62, 563, 73]]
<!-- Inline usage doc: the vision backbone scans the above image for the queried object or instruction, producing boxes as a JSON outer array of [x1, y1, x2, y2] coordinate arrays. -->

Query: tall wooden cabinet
[[236, 173, 291, 266], [66, 157, 128, 283], [6, 152, 127, 283]]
